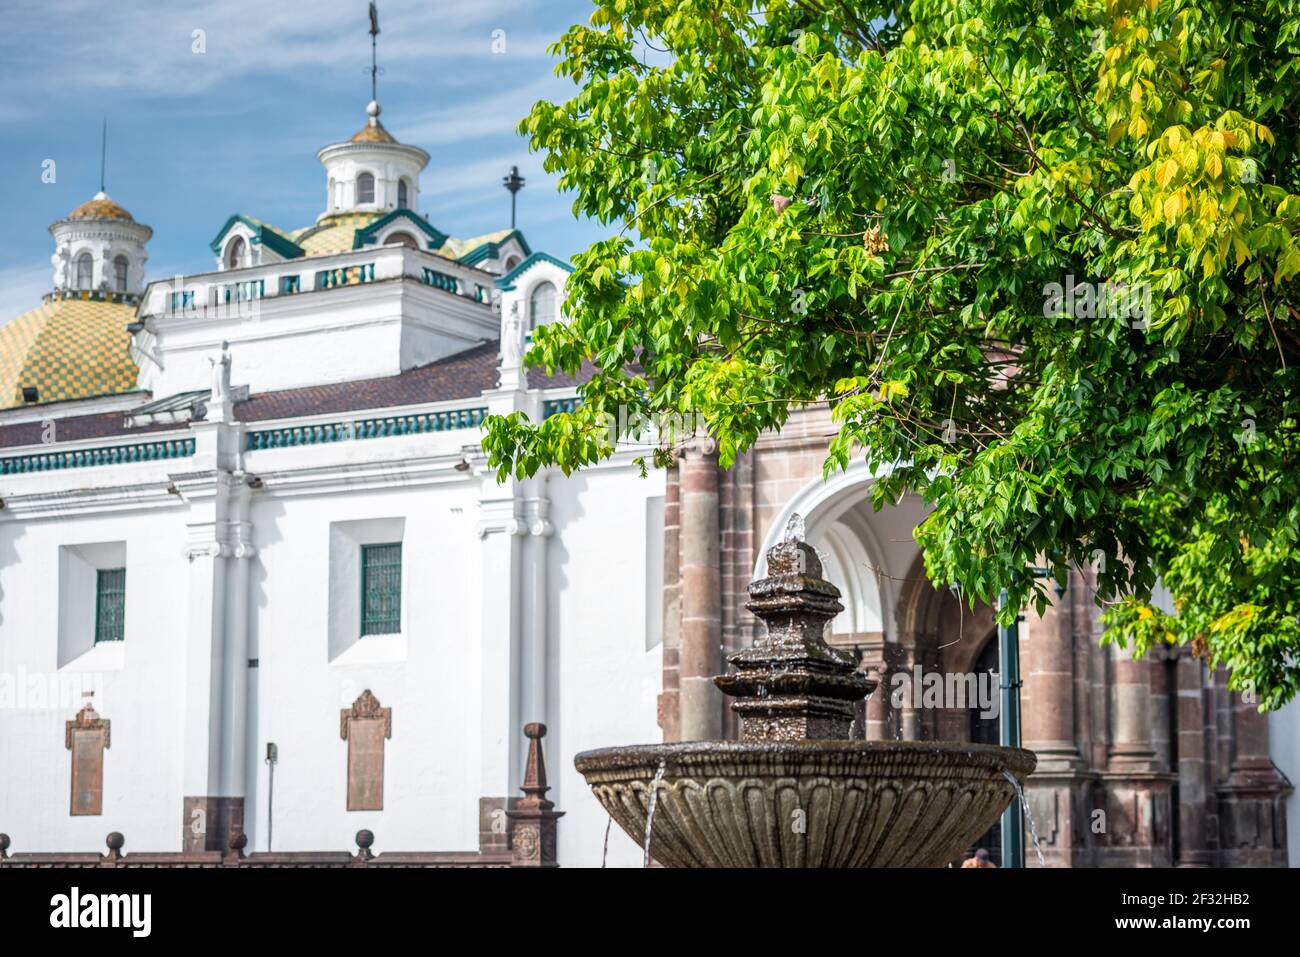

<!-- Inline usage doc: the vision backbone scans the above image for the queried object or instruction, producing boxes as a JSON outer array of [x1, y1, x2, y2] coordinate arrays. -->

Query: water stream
[[643, 759, 667, 868], [601, 815, 612, 868], [1001, 769, 1047, 867]]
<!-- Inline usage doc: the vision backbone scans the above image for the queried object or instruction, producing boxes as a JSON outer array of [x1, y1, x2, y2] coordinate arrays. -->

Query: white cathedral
[[2, 97, 1298, 869], [0, 99, 664, 867]]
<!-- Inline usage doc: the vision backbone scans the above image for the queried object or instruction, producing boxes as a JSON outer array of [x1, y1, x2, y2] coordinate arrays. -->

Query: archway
[[757, 462, 997, 744]]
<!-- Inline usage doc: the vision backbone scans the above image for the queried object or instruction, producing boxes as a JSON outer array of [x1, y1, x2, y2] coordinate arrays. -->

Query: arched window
[[113, 255, 129, 292], [75, 253, 93, 290], [357, 172, 375, 205], [226, 236, 247, 270], [528, 281, 557, 332], [504, 255, 520, 271], [328, 178, 337, 210], [385, 232, 419, 249], [397, 178, 409, 209]]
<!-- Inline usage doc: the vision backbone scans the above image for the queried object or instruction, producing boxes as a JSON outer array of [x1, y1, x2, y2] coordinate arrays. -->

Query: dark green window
[[361, 543, 402, 635], [95, 568, 126, 643]]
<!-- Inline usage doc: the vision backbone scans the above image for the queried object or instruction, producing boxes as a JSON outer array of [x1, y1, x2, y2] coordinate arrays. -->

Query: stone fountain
[[575, 516, 1036, 867]]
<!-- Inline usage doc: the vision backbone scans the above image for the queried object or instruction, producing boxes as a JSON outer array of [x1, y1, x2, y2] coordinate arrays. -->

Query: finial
[[99, 118, 107, 194], [783, 512, 805, 544]]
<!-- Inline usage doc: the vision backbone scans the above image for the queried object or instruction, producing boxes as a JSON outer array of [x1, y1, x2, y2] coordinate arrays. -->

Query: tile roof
[[65, 192, 135, 223], [0, 340, 594, 450], [235, 340, 501, 422], [0, 409, 181, 449], [350, 119, 398, 144], [0, 295, 139, 410], [291, 212, 384, 256]]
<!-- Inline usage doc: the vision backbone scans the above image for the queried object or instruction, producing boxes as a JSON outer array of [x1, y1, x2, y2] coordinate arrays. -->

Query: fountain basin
[[576, 740, 1036, 868]]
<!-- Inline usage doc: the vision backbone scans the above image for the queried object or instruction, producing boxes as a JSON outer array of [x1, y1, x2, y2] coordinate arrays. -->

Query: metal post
[[998, 588, 1023, 868]]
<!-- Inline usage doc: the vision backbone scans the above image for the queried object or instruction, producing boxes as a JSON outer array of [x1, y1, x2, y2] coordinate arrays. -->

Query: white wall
[[1269, 701, 1300, 866], [245, 480, 483, 854], [548, 461, 665, 867], [0, 506, 188, 852]]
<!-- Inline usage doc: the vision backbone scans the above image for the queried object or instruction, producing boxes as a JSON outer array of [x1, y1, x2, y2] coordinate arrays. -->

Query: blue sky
[[0, 0, 609, 320]]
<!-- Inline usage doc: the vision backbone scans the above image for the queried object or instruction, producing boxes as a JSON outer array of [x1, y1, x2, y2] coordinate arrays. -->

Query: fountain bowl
[[576, 739, 1036, 868]]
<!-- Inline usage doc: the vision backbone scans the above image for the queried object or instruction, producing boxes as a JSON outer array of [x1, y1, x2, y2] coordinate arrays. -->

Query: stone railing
[[0, 724, 562, 869], [141, 246, 494, 321], [244, 407, 487, 451], [0, 436, 195, 476]]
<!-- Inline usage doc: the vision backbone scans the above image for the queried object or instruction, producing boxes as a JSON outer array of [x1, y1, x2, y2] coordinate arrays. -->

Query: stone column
[[476, 485, 526, 852], [678, 441, 722, 741], [175, 412, 249, 853], [1020, 577, 1092, 867], [657, 461, 681, 741], [1218, 689, 1292, 867], [1100, 641, 1174, 866], [522, 487, 553, 727], [1109, 643, 1159, 770], [1174, 652, 1214, 866], [1022, 590, 1083, 769]]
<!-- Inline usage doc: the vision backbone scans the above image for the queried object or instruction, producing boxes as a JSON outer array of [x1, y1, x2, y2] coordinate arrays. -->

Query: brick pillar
[[1174, 652, 1214, 866], [1217, 690, 1292, 867], [678, 441, 722, 741], [657, 462, 681, 741]]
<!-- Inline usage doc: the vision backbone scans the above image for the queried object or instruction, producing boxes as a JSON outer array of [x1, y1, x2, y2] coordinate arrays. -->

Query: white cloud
[[0, 0, 551, 100]]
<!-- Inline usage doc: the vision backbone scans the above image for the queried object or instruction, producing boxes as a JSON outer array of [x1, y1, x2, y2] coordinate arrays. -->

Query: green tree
[[483, 0, 1300, 709]]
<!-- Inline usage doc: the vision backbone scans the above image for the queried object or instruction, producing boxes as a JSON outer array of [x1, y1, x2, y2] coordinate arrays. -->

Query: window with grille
[[94, 568, 126, 643], [360, 543, 402, 635]]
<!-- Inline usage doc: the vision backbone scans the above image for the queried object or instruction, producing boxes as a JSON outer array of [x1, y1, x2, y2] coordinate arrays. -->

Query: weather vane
[[503, 165, 526, 229], [99, 118, 107, 193], [368, 2, 381, 103]]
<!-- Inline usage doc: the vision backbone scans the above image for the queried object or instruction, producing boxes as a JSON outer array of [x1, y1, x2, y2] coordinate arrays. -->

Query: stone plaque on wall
[[65, 702, 110, 816], [340, 690, 391, 811]]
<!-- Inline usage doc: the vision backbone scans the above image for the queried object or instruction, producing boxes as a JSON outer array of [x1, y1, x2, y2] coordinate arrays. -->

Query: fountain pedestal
[[716, 533, 874, 741], [576, 514, 1037, 867]]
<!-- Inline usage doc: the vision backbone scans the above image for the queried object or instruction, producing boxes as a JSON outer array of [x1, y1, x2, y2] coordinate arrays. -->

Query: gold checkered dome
[[0, 193, 150, 410], [0, 296, 139, 410]]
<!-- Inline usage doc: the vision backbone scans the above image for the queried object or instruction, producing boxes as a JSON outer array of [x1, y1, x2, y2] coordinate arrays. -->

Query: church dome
[[65, 191, 136, 223], [0, 296, 139, 409]]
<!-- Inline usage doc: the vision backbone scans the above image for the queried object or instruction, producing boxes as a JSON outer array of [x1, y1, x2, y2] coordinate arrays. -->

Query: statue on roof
[[209, 340, 233, 404], [502, 301, 524, 368]]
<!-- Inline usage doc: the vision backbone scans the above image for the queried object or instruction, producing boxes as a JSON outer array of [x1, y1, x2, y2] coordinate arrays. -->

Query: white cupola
[[49, 191, 152, 298], [316, 101, 430, 222]]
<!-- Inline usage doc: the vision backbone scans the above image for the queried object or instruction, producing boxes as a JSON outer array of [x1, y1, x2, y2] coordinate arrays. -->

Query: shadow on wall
[[244, 495, 286, 853], [0, 524, 23, 628]]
